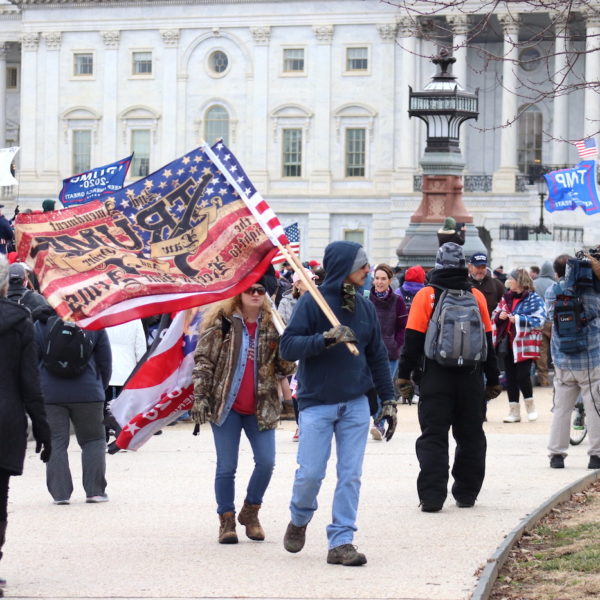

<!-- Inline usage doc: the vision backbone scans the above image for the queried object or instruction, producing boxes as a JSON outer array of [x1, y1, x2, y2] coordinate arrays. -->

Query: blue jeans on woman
[[211, 410, 275, 515], [290, 395, 370, 549]]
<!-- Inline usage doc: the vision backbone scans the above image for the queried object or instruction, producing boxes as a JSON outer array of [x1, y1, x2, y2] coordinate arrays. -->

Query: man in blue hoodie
[[280, 241, 397, 566]]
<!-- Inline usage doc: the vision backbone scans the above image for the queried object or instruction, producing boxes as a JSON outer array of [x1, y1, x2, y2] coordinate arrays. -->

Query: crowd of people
[[1, 205, 600, 590]]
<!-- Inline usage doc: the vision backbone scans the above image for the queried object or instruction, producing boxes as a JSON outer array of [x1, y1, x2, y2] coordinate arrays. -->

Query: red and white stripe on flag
[[574, 138, 598, 159], [111, 309, 201, 450], [272, 222, 300, 265]]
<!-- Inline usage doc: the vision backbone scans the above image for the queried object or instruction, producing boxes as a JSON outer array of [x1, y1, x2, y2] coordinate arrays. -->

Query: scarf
[[342, 283, 356, 312]]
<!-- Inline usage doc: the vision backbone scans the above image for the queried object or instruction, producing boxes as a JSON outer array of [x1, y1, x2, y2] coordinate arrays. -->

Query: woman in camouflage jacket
[[191, 279, 295, 545]]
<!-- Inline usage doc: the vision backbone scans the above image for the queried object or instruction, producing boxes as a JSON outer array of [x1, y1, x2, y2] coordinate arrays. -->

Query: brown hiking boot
[[327, 544, 367, 566], [237, 502, 265, 541], [283, 521, 307, 553], [218, 512, 238, 544]]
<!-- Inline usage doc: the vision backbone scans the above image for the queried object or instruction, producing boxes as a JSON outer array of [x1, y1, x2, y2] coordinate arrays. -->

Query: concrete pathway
[[4, 387, 594, 600]]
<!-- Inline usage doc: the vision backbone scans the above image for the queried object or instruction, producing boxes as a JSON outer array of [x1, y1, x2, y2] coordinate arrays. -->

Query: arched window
[[517, 105, 543, 175], [204, 105, 229, 145]]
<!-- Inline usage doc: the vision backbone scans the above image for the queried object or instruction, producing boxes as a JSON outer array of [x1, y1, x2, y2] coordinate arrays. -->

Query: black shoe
[[420, 503, 443, 513], [550, 454, 565, 469], [455, 500, 475, 508], [588, 455, 600, 469], [283, 521, 308, 553], [327, 544, 367, 566]]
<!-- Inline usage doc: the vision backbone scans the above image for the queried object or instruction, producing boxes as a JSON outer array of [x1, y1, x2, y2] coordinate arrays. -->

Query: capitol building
[[0, 0, 598, 267]]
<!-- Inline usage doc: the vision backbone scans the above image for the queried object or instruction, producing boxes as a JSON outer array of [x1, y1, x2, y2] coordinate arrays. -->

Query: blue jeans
[[374, 360, 398, 423], [290, 396, 370, 549], [211, 411, 275, 514]]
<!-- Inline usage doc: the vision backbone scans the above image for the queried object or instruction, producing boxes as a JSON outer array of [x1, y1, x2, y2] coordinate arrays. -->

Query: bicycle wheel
[[570, 407, 588, 446]]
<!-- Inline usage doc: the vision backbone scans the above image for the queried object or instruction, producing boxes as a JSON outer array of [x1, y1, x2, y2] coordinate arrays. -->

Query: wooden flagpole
[[203, 142, 359, 356]]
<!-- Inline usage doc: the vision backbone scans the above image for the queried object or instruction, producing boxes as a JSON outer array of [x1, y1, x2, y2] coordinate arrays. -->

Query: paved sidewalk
[[4, 387, 594, 600]]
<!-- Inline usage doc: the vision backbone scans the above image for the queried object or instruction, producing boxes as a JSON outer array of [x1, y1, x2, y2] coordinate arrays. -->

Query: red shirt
[[232, 320, 257, 415]]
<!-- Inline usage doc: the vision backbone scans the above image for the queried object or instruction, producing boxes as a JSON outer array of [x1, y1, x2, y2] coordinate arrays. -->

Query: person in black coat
[[34, 305, 112, 504], [0, 255, 51, 596]]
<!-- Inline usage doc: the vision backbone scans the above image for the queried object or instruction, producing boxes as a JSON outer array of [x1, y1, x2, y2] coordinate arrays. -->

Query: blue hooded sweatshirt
[[280, 241, 394, 410]]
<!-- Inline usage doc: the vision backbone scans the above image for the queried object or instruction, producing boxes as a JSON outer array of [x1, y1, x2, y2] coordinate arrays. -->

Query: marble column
[[160, 29, 179, 162], [0, 44, 7, 149], [18, 33, 40, 194], [551, 14, 570, 166], [584, 10, 600, 142], [41, 32, 61, 179], [249, 26, 270, 190], [310, 24, 334, 194], [393, 16, 417, 192], [101, 31, 120, 164], [493, 14, 521, 192]]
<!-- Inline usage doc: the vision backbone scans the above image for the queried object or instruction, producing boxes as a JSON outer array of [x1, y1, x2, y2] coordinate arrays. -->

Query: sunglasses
[[244, 286, 267, 296]]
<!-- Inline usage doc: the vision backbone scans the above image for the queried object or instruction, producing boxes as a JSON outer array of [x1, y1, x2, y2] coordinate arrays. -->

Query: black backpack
[[42, 316, 94, 378]]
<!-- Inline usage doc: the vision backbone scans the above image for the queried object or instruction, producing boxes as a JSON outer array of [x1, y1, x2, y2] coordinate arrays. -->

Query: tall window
[[346, 47, 368, 71], [204, 105, 230, 145], [131, 130, 151, 177], [517, 106, 543, 175], [132, 51, 152, 75], [73, 53, 93, 76], [282, 129, 302, 177], [283, 48, 305, 73], [345, 128, 366, 177], [6, 66, 18, 90], [72, 130, 91, 174]]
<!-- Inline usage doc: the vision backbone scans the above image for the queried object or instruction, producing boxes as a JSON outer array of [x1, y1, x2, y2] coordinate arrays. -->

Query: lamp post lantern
[[396, 50, 487, 267]]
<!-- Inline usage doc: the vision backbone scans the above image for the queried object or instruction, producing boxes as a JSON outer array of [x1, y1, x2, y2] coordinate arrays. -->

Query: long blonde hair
[[200, 293, 273, 332]]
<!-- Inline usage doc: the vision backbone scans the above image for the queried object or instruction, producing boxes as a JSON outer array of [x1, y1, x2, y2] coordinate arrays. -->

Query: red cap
[[308, 260, 320, 267], [405, 265, 425, 283]]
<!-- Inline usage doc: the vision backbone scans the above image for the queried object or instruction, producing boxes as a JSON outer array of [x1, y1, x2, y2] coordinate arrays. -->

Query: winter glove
[[191, 398, 211, 429], [31, 418, 52, 463], [323, 325, 357, 347], [484, 384, 503, 401], [375, 400, 398, 442], [396, 378, 414, 403]]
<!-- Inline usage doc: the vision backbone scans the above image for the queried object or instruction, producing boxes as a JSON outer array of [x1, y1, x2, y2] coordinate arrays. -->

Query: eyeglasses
[[244, 286, 267, 296]]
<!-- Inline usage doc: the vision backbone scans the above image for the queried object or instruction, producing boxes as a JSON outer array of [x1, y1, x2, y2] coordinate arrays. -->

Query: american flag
[[272, 222, 300, 265], [208, 140, 290, 247], [574, 138, 598, 159]]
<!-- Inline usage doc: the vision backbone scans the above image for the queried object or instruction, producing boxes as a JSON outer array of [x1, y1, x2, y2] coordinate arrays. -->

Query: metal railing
[[499, 224, 583, 243]]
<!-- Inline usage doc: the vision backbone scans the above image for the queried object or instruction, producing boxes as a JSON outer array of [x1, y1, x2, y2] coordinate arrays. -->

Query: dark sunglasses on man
[[244, 285, 267, 296]]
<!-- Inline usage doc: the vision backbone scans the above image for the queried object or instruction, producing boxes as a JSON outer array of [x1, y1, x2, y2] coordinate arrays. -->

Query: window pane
[[131, 130, 151, 177], [74, 53, 93, 76], [283, 48, 305, 72], [346, 47, 368, 71], [345, 128, 365, 177], [133, 51, 152, 75], [204, 105, 230, 145], [6, 67, 17, 89], [72, 130, 91, 174], [210, 51, 228, 74], [517, 107, 542, 174], [344, 229, 364, 245], [282, 129, 302, 177]]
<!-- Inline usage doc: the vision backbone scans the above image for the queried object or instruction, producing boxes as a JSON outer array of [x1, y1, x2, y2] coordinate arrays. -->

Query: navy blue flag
[[544, 160, 600, 215], [59, 154, 133, 207]]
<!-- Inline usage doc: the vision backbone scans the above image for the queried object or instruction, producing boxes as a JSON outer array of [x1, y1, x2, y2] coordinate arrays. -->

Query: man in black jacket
[[467, 252, 505, 317], [6, 263, 49, 319]]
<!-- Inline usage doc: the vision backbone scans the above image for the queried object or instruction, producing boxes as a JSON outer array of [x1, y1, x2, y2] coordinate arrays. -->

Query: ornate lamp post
[[396, 50, 487, 267], [534, 176, 551, 236]]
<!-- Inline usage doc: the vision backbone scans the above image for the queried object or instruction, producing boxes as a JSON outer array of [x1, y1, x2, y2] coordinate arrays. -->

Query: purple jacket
[[369, 288, 408, 360]]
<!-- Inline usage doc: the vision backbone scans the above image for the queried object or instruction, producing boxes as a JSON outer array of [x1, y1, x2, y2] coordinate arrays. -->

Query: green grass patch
[[539, 545, 600, 573]]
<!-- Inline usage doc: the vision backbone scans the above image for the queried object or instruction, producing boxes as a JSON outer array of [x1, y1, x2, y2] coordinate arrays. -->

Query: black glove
[[35, 438, 52, 463], [323, 325, 357, 347], [485, 384, 503, 400], [31, 418, 52, 462], [396, 378, 414, 403], [375, 401, 398, 442]]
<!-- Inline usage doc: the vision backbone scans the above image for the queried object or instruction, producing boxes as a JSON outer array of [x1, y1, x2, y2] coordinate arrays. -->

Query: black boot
[[0, 520, 6, 596]]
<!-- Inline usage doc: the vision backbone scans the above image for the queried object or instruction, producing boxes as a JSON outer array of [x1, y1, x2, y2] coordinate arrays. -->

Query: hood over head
[[539, 261, 555, 279], [0, 298, 31, 335], [321, 241, 366, 291], [405, 265, 426, 283]]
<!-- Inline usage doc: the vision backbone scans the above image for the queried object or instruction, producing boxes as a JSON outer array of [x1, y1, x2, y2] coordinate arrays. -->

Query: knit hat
[[509, 269, 519, 280], [42, 199, 55, 212], [404, 265, 426, 283], [350, 247, 369, 273], [435, 242, 466, 270], [439, 216, 456, 232]]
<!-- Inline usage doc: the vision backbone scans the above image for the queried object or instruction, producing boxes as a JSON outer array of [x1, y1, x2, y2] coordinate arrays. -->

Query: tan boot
[[218, 512, 238, 544], [503, 402, 521, 423], [237, 501, 265, 541], [524, 398, 538, 421]]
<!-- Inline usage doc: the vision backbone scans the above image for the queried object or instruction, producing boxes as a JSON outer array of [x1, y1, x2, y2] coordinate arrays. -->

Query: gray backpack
[[424, 286, 487, 367]]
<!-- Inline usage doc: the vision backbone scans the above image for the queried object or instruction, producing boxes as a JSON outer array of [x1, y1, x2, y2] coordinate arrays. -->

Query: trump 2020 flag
[[59, 155, 133, 207], [111, 309, 200, 451], [544, 160, 600, 215], [15, 143, 283, 329]]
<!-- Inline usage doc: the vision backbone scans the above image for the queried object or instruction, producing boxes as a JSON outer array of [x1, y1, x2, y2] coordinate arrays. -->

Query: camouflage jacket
[[192, 310, 296, 430]]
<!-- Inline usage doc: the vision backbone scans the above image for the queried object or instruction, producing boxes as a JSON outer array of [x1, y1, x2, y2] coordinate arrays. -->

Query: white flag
[[0, 146, 18, 186]]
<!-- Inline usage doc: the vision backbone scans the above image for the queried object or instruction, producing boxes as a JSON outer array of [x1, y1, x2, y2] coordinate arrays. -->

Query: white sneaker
[[370, 426, 383, 441], [86, 495, 109, 503], [53, 499, 70, 505]]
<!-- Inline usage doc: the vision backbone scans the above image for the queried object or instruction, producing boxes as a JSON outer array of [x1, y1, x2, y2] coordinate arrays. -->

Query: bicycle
[[569, 399, 587, 445]]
